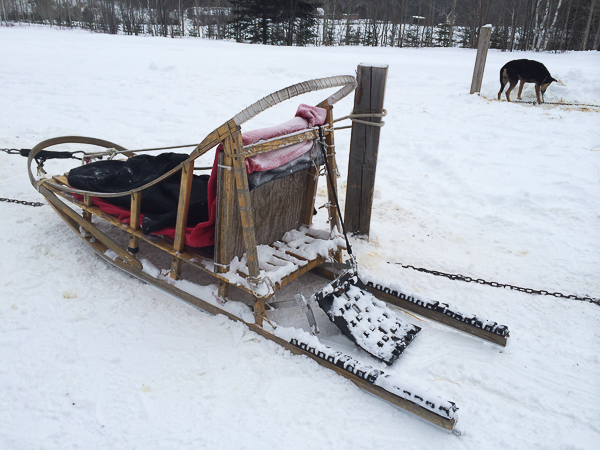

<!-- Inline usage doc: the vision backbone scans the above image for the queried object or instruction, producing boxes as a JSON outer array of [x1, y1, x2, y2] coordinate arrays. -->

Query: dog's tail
[[498, 68, 508, 94]]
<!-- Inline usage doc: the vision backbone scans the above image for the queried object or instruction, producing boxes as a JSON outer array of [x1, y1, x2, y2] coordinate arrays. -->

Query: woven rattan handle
[[232, 75, 357, 126]]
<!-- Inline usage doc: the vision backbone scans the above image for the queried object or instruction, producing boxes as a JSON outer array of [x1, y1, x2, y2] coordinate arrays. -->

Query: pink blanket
[[245, 104, 327, 173]]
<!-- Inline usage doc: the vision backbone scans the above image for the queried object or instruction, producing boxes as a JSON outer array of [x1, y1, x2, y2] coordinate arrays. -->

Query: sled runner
[[27, 75, 509, 431]]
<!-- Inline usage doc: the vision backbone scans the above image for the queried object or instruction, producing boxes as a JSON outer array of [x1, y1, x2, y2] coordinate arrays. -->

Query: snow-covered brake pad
[[313, 269, 421, 365]]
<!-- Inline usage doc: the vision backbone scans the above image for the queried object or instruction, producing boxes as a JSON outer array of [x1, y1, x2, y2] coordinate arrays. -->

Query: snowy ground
[[1, 25, 599, 449]]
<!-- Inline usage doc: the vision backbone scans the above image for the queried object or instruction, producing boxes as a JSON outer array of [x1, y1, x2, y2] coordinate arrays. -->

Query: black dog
[[498, 59, 557, 103]]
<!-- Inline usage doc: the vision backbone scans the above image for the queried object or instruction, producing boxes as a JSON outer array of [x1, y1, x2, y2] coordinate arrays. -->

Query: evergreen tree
[[228, 0, 318, 46], [229, 0, 280, 44]]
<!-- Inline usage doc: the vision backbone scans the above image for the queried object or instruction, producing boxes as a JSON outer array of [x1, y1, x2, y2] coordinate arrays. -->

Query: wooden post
[[344, 63, 388, 237], [470, 24, 492, 95]]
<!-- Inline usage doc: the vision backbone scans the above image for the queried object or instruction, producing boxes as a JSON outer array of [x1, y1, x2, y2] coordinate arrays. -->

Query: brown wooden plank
[[231, 154, 260, 278], [82, 193, 93, 237], [301, 165, 319, 227], [54, 175, 69, 186], [128, 191, 141, 253], [323, 107, 339, 236], [344, 64, 388, 237], [215, 150, 236, 300], [171, 161, 195, 279], [241, 128, 324, 157]]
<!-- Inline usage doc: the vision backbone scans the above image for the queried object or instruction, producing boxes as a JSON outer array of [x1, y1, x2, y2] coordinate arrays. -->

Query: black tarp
[[67, 153, 210, 235], [67, 146, 323, 235]]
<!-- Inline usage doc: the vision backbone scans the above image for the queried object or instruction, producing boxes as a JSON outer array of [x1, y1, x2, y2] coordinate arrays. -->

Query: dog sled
[[27, 75, 509, 431]]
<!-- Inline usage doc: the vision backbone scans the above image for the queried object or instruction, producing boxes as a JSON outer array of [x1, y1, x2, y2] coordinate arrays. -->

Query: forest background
[[1, 0, 599, 51]]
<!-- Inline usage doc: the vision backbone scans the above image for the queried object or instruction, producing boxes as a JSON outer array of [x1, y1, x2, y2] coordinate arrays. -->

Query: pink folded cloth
[[244, 104, 327, 173]]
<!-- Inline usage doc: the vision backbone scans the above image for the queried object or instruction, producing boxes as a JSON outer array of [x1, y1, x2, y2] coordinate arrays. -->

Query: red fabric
[[76, 104, 327, 248]]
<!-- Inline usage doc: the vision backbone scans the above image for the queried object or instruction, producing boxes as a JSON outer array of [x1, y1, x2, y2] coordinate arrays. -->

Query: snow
[[1, 25, 600, 449]]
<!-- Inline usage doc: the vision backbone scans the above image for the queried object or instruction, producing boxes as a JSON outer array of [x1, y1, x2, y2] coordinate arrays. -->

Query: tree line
[[1, 0, 598, 50]]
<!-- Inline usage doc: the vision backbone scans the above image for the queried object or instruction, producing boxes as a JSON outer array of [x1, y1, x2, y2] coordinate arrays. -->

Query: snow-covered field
[[1, 26, 599, 449]]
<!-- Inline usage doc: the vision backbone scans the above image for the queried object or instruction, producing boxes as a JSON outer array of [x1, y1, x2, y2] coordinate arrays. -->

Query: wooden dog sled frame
[[27, 75, 510, 431]]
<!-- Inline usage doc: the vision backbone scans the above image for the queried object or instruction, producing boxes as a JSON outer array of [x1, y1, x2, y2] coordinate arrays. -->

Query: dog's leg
[[535, 84, 542, 103], [498, 69, 507, 100], [505, 80, 518, 102], [517, 80, 525, 100]]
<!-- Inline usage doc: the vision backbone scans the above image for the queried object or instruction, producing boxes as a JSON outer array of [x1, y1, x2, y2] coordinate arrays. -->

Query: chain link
[[389, 262, 599, 306], [0, 197, 45, 207], [513, 100, 600, 108]]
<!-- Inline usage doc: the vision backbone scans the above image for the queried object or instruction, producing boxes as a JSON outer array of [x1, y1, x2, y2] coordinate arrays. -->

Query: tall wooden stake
[[470, 24, 492, 94], [344, 63, 388, 237]]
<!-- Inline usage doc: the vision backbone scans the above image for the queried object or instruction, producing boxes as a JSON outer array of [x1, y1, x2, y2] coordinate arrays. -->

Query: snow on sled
[[27, 75, 509, 431]]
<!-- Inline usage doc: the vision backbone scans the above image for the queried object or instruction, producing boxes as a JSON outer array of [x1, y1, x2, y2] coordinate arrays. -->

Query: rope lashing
[[333, 110, 387, 128], [83, 143, 199, 159]]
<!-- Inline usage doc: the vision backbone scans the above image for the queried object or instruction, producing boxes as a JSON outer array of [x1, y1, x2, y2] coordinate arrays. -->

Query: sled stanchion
[[323, 107, 341, 258], [128, 191, 141, 254], [82, 194, 93, 238], [215, 146, 235, 301], [171, 160, 195, 279], [470, 24, 492, 95], [228, 126, 265, 325], [345, 63, 388, 237], [302, 163, 319, 227]]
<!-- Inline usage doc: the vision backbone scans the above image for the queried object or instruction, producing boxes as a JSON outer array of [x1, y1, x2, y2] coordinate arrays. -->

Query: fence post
[[344, 63, 388, 237], [470, 24, 492, 94]]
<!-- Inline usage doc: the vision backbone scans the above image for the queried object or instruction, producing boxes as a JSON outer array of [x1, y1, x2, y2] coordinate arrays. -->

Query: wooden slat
[[128, 191, 141, 253], [227, 128, 264, 325], [229, 134, 260, 279], [240, 128, 325, 157], [171, 161, 195, 279], [323, 107, 338, 235], [82, 193, 93, 237], [54, 175, 69, 186], [321, 107, 343, 263], [214, 119, 241, 300], [215, 138, 237, 301], [301, 165, 319, 227]]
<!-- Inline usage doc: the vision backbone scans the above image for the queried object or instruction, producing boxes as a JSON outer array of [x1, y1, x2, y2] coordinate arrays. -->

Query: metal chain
[[0, 197, 45, 207], [389, 262, 599, 306], [0, 149, 45, 206], [513, 100, 600, 108]]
